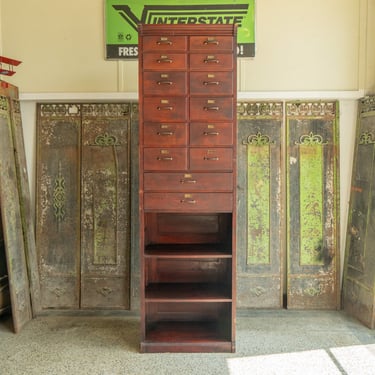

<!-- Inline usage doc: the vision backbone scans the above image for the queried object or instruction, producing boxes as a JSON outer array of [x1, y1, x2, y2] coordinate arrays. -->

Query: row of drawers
[[144, 122, 233, 146], [144, 147, 233, 171], [142, 35, 234, 53]]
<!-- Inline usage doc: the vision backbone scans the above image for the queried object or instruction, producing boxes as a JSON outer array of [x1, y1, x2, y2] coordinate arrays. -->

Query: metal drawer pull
[[157, 106, 173, 111], [203, 81, 220, 85], [180, 199, 196, 204], [204, 39, 219, 45], [157, 131, 174, 136], [157, 40, 172, 45], [157, 156, 173, 161], [204, 106, 219, 111], [157, 58, 173, 63], [204, 156, 219, 161], [203, 131, 219, 136], [157, 80, 173, 85], [204, 58, 219, 64], [180, 179, 197, 184]]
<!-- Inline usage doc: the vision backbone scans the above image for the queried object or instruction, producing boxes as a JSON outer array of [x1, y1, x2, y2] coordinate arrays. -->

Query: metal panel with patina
[[237, 102, 283, 308], [286, 101, 340, 309], [343, 96, 375, 328]]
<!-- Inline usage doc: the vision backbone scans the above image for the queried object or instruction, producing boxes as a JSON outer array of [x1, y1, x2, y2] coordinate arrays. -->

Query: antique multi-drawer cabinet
[[138, 24, 237, 353]]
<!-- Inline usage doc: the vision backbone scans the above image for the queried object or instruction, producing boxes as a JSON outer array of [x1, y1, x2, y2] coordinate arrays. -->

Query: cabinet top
[[138, 23, 237, 36]]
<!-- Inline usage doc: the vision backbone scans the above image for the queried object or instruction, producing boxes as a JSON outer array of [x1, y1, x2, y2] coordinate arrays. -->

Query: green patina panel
[[246, 133, 272, 265]]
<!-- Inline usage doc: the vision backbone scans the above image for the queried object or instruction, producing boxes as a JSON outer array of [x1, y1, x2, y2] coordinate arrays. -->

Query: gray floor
[[1, 309, 375, 375]]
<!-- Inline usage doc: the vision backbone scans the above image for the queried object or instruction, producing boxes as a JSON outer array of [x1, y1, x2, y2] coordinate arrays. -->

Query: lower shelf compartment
[[142, 321, 234, 353]]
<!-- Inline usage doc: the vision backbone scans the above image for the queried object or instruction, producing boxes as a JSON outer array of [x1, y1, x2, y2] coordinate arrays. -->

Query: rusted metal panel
[[286, 101, 340, 309], [343, 96, 375, 328], [0, 96, 33, 331], [36, 104, 81, 309], [8, 99, 41, 315], [80, 104, 131, 309], [237, 102, 283, 308]]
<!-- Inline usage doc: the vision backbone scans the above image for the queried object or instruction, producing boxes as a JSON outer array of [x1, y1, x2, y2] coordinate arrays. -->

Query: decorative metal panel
[[237, 101, 283, 308], [343, 95, 375, 328], [286, 101, 340, 309], [0, 96, 33, 331]]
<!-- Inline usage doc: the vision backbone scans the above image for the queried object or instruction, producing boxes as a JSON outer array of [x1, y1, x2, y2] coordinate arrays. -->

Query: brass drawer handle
[[157, 58, 173, 63], [180, 179, 197, 184], [180, 199, 197, 204], [204, 106, 219, 111], [204, 58, 219, 64], [157, 39, 172, 45], [157, 156, 173, 161], [204, 156, 219, 161], [203, 131, 219, 136], [157, 106, 173, 111], [203, 39, 219, 45], [157, 80, 173, 85], [157, 131, 174, 136], [203, 81, 220, 85]]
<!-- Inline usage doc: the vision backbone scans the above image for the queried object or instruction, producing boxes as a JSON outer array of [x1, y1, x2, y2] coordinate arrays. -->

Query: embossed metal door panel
[[343, 96, 375, 328], [36, 104, 81, 308], [286, 101, 340, 309], [81, 104, 130, 309], [236, 102, 283, 308], [0, 96, 32, 331]]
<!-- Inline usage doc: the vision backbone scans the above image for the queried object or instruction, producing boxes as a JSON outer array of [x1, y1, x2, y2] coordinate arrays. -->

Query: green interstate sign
[[105, 0, 255, 59]]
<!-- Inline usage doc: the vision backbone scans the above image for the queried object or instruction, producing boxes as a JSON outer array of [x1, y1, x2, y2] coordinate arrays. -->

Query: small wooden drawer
[[144, 148, 188, 171], [143, 97, 187, 122], [190, 54, 234, 71], [144, 172, 233, 192], [190, 97, 234, 121], [144, 192, 233, 212], [143, 53, 187, 70], [143, 123, 188, 146], [190, 148, 233, 171], [190, 72, 233, 95], [143, 72, 187, 95], [190, 123, 233, 146], [143, 36, 187, 51], [190, 36, 233, 52]]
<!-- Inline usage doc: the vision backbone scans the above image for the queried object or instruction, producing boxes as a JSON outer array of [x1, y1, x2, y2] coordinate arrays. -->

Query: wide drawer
[[143, 97, 187, 122], [190, 36, 233, 52], [190, 148, 233, 171], [190, 54, 234, 71], [190, 123, 233, 146], [190, 97, 234, 121], [143, 35, 187, 51], [143, 72, 187, 95], [144, 148, 188, 171], [143, 53, 187, 70], [144, 172, 233, 192], [143, 123, 188, 146], [144, 192, 233, 212], [190, 71, 233, 95]]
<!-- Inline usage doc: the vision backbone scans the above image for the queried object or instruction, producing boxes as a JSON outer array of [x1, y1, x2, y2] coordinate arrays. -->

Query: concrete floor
[[1, 309, 375, 375]]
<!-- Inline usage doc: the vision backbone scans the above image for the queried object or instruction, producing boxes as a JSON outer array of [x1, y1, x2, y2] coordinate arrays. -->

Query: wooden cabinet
[[138, 24, 237, 353]]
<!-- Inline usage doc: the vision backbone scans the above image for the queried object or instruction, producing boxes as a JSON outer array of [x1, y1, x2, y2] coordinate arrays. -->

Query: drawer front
[[190, 123, 233, 146], [144, 172, 233, 192], [143, 72, 187, 95], [143, 148, 188, 171], [190, 53, 234, 71], [143, 123, 188, 146], [143, 53, 187, 70], [190, 72, 233, 95], [190, 97, 233, 121], [190, 148, 233, 171], [190, 36, 233, 52], [143, 36, 187, 51], [144, 97, 187, 122], [144, 192, 233, 212]]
